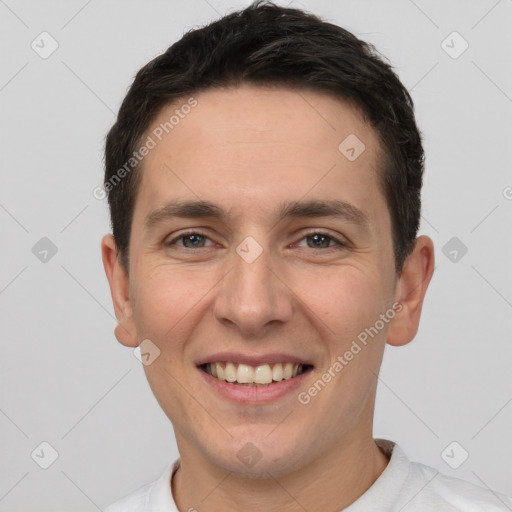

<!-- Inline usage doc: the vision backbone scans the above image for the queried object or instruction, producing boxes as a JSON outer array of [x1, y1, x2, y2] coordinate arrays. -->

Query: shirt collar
[[145, 458, 180, 511]]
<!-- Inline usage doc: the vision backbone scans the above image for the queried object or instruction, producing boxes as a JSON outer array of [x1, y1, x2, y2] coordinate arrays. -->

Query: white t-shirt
[[104, 439, 512, 511]]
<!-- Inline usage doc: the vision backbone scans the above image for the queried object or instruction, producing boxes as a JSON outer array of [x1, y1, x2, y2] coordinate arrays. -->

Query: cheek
[[131, 265, 211, 338], [294, 264, 387, 340]]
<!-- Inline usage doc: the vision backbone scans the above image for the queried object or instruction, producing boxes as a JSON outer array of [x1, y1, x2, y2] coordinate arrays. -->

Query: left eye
[[166, 231, 345, 250], [296, 232, 345, 250]]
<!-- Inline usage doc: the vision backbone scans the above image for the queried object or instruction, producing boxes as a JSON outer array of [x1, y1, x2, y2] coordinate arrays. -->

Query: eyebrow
[[144, 198, 369, 232]]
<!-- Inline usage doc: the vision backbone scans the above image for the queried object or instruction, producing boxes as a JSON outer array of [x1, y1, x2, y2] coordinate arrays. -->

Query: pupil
[[185, 234, 203, 247], [309, 234, 328, 248]]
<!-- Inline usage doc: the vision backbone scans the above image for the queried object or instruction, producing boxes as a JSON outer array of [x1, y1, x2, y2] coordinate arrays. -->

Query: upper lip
[[195, 352, 314, 367]]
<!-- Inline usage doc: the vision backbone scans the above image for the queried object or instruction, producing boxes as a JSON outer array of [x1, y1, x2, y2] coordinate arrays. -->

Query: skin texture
[[102, 84, 434, 511]]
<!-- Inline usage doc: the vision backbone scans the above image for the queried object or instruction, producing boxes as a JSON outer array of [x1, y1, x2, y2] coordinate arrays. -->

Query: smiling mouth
[[200, 362, 313, 386]]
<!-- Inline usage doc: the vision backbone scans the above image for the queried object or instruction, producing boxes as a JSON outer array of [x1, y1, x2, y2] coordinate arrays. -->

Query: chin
[[202, 428, 313, 478]]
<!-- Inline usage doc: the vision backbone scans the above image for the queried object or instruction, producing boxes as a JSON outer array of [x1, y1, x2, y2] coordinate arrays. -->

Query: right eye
[[165, 230, 215, 249]]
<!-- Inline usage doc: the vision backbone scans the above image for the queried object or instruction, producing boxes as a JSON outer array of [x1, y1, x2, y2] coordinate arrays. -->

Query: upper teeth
[[205, 362, 303, 384]]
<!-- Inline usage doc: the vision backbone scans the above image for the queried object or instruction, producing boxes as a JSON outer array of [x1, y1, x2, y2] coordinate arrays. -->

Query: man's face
[[119, 85, 401, 476]]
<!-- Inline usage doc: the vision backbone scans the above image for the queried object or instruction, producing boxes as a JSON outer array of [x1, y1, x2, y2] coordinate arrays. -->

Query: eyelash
[[165, 229, 348, 252]]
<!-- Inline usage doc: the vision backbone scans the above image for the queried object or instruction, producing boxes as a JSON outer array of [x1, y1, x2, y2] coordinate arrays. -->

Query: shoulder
[[103, 459, 178, 512], [372, 440, 512, 512], [406, 458, 512, 511], [103, 481, 153, 512]]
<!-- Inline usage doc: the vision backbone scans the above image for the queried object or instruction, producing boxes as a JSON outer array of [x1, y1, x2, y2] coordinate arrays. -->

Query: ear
[[101, 234, 138, 347], [386, 235, 435, 347]]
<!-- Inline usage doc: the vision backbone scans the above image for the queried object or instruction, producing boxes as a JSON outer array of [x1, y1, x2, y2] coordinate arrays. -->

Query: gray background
[[1, 0, 511, 510]]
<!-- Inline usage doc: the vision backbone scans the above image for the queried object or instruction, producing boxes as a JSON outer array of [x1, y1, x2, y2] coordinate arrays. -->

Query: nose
[[212, 240, 294, 337]]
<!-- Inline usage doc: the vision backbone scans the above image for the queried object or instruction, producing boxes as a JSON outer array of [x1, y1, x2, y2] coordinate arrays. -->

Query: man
[[101, 1, 512, 510]]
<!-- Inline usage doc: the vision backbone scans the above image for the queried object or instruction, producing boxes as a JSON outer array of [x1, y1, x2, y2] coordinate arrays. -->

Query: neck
[[171, 433, 390, 512]]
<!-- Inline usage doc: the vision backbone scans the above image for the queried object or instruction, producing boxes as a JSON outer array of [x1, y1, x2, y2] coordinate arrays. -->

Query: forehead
[[135, 84, 386, 227]]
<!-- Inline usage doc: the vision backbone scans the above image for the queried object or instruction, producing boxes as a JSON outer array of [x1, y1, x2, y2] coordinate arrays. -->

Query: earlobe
[[386, 235, 435, 347], [101, 234, 139, 348]]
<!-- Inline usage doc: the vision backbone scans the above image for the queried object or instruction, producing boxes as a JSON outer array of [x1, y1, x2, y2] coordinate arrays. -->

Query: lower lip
[[197, 366, 312, 404]]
